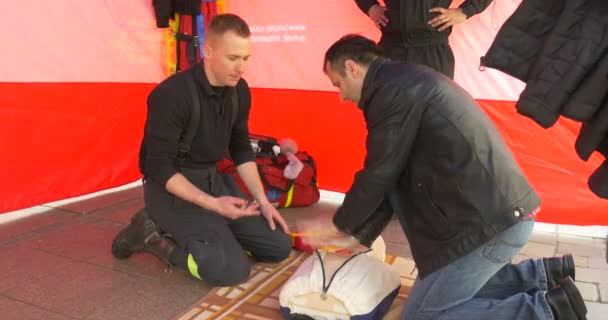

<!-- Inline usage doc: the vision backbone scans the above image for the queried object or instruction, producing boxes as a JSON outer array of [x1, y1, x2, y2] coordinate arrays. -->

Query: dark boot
[[543, 254, 575, 288], [111, 208, 176, 266], [546, 276, 587, 320]]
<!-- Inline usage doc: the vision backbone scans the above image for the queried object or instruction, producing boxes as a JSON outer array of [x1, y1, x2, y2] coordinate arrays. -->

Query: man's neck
[[202, 60, 223, 87]]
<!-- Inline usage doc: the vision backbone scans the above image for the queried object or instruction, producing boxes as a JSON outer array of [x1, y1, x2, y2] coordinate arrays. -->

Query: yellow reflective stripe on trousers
[[187, 254, 202, 280], [284, 184, 295, 208]]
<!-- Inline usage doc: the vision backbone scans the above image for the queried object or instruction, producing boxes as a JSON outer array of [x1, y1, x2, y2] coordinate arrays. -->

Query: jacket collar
[[359, 57, 390, 110], [193, 60, 223, 97]]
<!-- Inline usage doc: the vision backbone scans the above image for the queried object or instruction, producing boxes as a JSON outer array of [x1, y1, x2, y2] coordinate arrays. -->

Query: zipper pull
[[479, 56, 486, 72]]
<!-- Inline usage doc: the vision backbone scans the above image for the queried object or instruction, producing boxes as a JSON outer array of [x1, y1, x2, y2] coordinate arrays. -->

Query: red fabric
[[0, 83, 149, 214], [0, 83, 606, 225], [202, 2, 218, 22]]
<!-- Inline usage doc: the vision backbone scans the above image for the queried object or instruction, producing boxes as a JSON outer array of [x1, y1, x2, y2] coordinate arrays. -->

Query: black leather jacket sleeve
[[354, 0, 380, 15], [153, 0, 172, 28], [333, 83, 425, 240], [459, 0, 493, 18], [350, 198, 394, 247]]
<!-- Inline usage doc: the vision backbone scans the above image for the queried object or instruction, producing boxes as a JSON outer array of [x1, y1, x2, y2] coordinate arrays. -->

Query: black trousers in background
[[143, 167, 292, 286], [379, 36, 455, 79]]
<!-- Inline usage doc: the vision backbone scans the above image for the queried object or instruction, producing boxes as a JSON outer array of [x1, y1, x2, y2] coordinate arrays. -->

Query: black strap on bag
[[176, 74, 239, 167]]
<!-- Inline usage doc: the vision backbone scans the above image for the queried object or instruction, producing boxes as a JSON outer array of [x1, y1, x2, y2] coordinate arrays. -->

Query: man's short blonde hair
[[206, 13, 251, 40]]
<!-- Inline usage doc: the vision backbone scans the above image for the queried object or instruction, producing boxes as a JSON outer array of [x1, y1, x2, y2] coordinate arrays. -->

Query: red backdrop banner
[[1, 83, 605, 224]]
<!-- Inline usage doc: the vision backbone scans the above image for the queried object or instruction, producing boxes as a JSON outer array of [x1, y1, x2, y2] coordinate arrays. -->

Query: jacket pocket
[[414, 182, 454, 240]]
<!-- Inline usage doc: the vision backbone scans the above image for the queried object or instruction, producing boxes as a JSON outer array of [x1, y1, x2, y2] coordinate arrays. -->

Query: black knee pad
[[186, 236, 250, 286]]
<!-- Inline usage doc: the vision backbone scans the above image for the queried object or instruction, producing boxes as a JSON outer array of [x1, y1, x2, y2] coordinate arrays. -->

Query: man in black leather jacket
[[354, 0, 493, 79], [317, 34, 587, 320]]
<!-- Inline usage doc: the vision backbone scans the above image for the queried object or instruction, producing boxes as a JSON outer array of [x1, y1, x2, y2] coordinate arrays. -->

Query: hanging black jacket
[[334, 59, 541, 278], [153, 0, 201, 27], [482, 0, 608, 198], [354, 0, 493, 47]]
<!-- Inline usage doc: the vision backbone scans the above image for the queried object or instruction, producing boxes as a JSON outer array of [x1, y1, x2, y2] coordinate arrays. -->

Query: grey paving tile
[[0, 209, 78, 245], [88, 198, 144, 224], [91, 249, 182, 279], [557, 225, 608, 239], [0, 245, 75, 293], [558, 234, 606, 249], [586, 301, 608, 320], [83, 269, 211, 320], [558, 243, 605, 258], [576, 267, 607, 284], [48, 186, 143, 215], [2, 260, 158, 319], [520, 242, 556, 258], [574, 255, 589, 268], [576, 281, 600, 302], [599, 284, 608, 303], [17, 217, 125, 263], [528, 231, 557, 246], [0, 295, 76, 320], [588, 256, 608, 270]]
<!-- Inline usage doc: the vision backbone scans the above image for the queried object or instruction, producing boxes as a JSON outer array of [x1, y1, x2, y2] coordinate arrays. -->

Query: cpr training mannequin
[[279, 236, 400, 320]]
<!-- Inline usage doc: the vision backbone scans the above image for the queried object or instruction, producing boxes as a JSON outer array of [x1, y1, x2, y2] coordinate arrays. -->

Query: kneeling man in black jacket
[[316, 34, 587, 320]]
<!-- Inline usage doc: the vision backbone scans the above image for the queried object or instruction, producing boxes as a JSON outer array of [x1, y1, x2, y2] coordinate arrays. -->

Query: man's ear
[[344, 59, 359, 78], [203, 42, 213, 58]]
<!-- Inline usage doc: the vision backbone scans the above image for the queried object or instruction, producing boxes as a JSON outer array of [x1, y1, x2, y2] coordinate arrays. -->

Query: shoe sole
[[563, 254, 575, 281], [560, 276, 587, 320]]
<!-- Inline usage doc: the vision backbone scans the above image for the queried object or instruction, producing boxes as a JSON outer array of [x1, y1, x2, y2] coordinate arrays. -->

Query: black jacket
[[139, 63, 254, 187], [334, 59, 541, 278], [153, 0, 201, 27], [354, 0, 493, 46], [482, 0, 608, 198]]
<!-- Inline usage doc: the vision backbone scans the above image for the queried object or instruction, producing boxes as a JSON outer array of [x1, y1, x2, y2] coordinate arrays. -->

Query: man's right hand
[[213, 196, 261, 219], [368, 5, 389, 29]]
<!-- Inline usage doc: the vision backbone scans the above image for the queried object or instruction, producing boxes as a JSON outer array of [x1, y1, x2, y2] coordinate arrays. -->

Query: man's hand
[[428, 8, 467, 31], [213, 196, 261, 219], [298, 219, 365, 252], [260, 201, 289, 233], [368, 4, 389, 29]]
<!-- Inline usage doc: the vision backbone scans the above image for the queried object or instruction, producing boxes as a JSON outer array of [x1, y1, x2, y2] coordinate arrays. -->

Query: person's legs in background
[[379, 38, 454, 79]]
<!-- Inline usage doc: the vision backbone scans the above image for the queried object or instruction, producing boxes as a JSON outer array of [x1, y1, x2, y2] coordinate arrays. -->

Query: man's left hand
[[428, 8, 467, 32], [260, 201, 290, 233]]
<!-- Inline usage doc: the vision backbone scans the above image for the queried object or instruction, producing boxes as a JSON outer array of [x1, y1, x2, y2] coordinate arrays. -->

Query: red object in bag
[[218, 152, 320, 208]]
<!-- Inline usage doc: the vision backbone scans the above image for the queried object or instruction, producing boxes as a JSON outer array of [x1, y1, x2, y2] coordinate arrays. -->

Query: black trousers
[[143, 167, 292, 286], [379, 35, 455, 79]]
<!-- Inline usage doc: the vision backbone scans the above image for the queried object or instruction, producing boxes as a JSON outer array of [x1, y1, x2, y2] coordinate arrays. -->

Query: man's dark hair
[[207, 13, 251, 38], [323, 34, 384, 75]]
